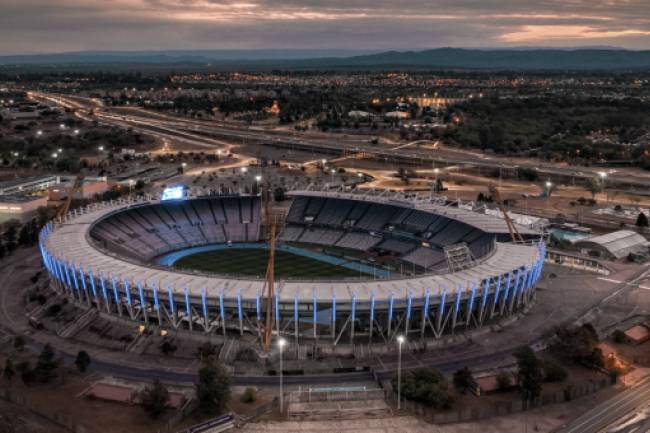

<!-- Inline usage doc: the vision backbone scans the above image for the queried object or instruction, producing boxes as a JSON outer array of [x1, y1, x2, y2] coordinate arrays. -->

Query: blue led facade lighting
[[79, 266, 88, 295], [137, 282, 146, 309], [454, 286, 462, 314], [201, 288, 208, 320], [331, 292, 336, 324], [502, 272, 512, 304], [256, 291, 261, 321], [238, 289, 243, 323], [99, 273, 108, 301], [370, 292, 375, 323], [123, 279, 132, 305], [219, 291, 225, 321], [423, 289, 430, 320], [167, 286, 175, 315], [388, 293, 394, 323], [63, 262, 72, 289], [406, 291, 413, 322], [184, 287, 191, 318], [351, 292, 357, 323], [293, 291, 298, 324], [493, 275, 502, 305], [110, 275, 119, 306], [72, 265, 79, 292], [153, 284, 160, 310], [275, 294, 281, 323], [480, 278, 490, 310], [88, 267, 98, 299], [313, 290, 318, 324], [438, 287, 447, 318], [468, 283, 477, 312]]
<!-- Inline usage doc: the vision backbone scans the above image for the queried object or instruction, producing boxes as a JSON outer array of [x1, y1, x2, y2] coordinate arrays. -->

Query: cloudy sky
[[1, 0, 650, 54]]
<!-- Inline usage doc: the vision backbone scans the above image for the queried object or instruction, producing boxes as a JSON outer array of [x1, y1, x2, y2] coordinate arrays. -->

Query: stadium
[[38, 188, 545, 351]]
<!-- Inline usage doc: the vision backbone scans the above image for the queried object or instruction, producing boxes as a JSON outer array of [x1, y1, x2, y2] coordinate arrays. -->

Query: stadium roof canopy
[[290, 190, 540, 236], [573, 230, 650, 259]]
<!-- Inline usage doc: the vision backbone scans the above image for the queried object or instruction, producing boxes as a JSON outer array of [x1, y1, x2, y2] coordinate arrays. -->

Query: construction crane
[[260, 179, 283, 352], [488, 184, 524, 243], [54, 174, 85, 221]]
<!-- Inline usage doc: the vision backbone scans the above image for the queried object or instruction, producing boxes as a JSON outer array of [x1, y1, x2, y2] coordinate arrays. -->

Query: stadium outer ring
[[38, 193, 545, 349]]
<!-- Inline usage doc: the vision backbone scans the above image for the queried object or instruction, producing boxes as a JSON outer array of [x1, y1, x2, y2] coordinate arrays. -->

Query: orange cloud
[[501, 25, 650, 42]]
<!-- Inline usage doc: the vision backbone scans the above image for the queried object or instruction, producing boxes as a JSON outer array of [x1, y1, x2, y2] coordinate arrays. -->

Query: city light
[[240, 166, 248, 173], [255, 175, 262, 182]]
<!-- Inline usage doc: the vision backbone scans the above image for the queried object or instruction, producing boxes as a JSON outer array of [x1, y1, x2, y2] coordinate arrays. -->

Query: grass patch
[[173, 247, 370, 279]]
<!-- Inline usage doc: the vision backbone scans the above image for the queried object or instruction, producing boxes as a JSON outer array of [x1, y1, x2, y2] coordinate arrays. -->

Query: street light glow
[[241, 166, 248, 173], [278, 338, 286, 348], [598, 171, 607, 179], [255, 175, 262, 182], [397, 335, 405, 344]]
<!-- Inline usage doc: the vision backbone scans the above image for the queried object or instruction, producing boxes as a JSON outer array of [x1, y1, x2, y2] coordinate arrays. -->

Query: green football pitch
[[173, 248, 371, 279]]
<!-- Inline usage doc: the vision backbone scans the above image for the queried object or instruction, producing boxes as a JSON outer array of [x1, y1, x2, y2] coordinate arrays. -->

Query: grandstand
[[39, 189, 545, 349]]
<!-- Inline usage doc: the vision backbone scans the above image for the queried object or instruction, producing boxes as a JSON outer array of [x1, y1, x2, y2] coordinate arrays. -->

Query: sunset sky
[[1, 0, 650, 54]]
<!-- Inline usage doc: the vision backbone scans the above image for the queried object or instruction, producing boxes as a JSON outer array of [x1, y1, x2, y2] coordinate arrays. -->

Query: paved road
[[556, 379, 650, 433]]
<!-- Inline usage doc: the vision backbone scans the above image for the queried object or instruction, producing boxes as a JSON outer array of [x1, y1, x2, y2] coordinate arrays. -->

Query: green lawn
[[173, 248, 370, 279]]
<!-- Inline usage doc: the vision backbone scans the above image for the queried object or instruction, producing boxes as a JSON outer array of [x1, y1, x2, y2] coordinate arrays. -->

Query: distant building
[[48, 177, 109, 201], [347, 110, 373, 118], [0, 195, 48, 223], [0, 176, 60, 196], [573, 230, 650, 260]]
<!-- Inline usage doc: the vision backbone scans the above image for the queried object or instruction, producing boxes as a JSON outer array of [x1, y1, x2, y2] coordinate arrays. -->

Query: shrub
[[543, 360, 568, 382], [496, 371, 512, 392], [612, 330, 627, 344], [240, 387, 257, 403], [391, 368, 453, 410]]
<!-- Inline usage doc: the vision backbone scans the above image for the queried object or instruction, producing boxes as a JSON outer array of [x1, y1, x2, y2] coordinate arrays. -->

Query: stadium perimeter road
[[556, 378, 650, 433]]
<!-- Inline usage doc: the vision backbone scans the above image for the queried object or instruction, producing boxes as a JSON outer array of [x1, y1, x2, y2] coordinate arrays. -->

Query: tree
[[636, 212, 649, 229], [140, 379, 170, 419], [74, 351, 91, 373], [12, 336, 25, 352], [196, 361, 231, 414], [33, 344, 59, 383], [543, 360, 568, 382], [391, 368, 453, 410], [496, 371, 512, 392], [553, 324, 603, 368], [453, 366, 475, 394], [3, 359, 15, 382], [273, 187, 286, 202], [160, 340, 177, 356], [16, 361, 34, 385], [514, 346, 543, 408]]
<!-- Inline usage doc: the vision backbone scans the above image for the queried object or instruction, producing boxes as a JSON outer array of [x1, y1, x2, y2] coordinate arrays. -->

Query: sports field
[[173, 248, 372, 279]]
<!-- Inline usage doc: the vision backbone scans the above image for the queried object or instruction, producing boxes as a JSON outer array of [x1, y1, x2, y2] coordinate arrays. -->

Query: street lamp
[[240, 166, 248, 174], [278, 338, 287, 412], [36, 130, 43, 137], [397, 335, 405, 410], [73, 129, 80, 135], [98, 146, 104, 151], [598, 172, 608, 201], [255, 175, 262, 182]]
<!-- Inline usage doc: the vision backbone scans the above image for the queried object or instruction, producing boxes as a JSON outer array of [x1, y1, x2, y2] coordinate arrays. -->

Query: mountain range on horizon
[[2, 47, 650, 71]]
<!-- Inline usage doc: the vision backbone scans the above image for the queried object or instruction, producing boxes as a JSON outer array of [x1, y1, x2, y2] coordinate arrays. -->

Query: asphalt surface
[[557, 378, 650, 433]]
